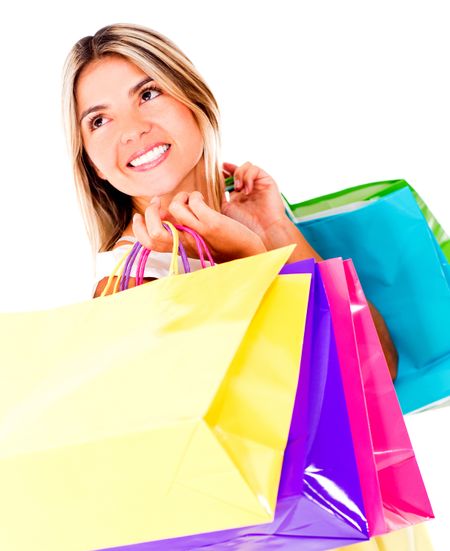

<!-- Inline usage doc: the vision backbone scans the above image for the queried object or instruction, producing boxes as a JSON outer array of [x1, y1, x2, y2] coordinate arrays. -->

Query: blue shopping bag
[[293, 186, 450, 413]]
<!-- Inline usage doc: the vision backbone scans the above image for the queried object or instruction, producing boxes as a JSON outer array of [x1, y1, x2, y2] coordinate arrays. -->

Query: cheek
[[83, 134, 110, 170], [80, 142, 107, 182], [171, 104, 203, 145], [183, 117, 204, 156]]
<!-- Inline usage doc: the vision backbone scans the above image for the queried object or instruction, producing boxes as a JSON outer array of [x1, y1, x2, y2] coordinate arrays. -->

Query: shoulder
[[93, 234, 156, 298], [93, 275, 157, 298], [112, 234, 137, 249]]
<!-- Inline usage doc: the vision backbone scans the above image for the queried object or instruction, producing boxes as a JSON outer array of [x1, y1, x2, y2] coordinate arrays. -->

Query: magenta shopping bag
[[319, 258, 434, 536], [99, 259, 370, 550]]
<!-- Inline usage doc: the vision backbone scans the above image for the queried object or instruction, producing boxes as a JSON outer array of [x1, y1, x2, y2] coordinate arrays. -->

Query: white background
[[0, 0, 448, 548]]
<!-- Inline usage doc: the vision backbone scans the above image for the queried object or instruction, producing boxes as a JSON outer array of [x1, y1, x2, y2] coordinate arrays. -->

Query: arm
[[368, 302, 398, 381], [132, 192, 267, 265], [94, 192, 268, 298], [260, 217, 323, 263], [221, 162, 398, 381]]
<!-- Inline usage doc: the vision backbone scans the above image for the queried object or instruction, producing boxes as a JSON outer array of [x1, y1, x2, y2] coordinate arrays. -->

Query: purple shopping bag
[[98, 259, 369, 551]]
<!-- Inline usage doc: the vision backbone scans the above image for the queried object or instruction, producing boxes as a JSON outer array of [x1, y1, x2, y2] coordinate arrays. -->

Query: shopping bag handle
[[134, 223, 215, 286], [100, 221, 180, 297], [135, 223, 186, 285], [172, 224, 215, 269], [101, 222, 214, 296]]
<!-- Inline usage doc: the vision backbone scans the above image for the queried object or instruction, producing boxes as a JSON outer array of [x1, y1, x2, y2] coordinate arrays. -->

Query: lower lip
[[128, 145, 171, 171]]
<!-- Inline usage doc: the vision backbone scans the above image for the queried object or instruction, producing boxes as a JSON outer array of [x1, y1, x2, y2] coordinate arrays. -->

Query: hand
[[132, 191, 267, 264], [221, 161, 289, 243]]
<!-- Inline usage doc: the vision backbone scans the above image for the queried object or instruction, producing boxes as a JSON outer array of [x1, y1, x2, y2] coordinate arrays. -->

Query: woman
[[62, 22, 397, 379]]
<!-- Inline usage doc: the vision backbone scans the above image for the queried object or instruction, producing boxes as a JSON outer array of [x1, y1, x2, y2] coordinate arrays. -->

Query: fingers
[[231, 161, 258, 195], [223, 161, 260, 194], [168, 191, 220, 233], [187, 191, 221, 229], [132, 196, 173, 251], [133, 191, 225, 255], [222, 161, 238, 176], [168, 191, 200, 228]]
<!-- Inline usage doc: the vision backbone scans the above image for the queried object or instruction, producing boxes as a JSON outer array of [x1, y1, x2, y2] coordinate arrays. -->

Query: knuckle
[[173, 191, 188, 202], [136, 234, 152, 249], [168, 202, 180, 215], [189, 191, 203, 203], [147, 228, 164, 241]]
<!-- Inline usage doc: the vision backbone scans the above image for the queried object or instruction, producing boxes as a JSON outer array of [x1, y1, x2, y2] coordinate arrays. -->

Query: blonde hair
[[61, 22, 224, 254]]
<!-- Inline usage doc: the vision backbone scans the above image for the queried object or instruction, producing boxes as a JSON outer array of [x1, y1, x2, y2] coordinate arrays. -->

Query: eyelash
[[87, 84, 162, 131]]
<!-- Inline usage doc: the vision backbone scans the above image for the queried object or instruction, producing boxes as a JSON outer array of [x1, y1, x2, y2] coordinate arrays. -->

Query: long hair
[[61, 22, 224, 254]]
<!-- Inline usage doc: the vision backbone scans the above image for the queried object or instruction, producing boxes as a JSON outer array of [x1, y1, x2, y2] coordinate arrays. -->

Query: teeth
[[129, 144, 169, 167]]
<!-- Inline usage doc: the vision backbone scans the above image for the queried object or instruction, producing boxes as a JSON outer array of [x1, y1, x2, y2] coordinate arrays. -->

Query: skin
[[221, 160, 398, 381], [77, 54, 398, 380], [76, 54, 266, 263]]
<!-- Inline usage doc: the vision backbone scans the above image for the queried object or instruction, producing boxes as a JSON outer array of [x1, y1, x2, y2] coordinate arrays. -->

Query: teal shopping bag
[[284, 179, 450, 262], [289, 185, 450, 414]]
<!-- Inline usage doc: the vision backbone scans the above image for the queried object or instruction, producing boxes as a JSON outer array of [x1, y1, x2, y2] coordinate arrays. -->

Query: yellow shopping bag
[[0, 245, 310, 551]]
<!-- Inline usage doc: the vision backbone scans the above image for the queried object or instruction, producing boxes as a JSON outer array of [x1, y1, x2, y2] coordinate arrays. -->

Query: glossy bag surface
[[319, 258, 434, 537], [124, 259, 370, 551], [0, 247, 310, 551], [291, 186, 450, 413], [284, 178, 450, 261]]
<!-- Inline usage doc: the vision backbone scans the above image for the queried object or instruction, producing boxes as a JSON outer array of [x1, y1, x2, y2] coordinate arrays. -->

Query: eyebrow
[[79, 76, 154, 124]]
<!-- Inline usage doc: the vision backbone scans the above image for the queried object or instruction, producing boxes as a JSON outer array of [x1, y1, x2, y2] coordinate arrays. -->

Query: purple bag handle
[[134, 224, 191, 286], [120, 224, 214, 290], [120, 241, 142, 291], [119, 226, 186, 290]]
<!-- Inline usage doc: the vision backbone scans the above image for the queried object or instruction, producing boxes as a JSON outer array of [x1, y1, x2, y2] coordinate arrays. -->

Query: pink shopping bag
[[319, 258, 434, 536]]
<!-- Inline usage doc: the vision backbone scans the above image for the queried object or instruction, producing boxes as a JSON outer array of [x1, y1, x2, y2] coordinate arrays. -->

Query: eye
[[87, 84, 163, 131], [141, 84, 162, 103], [87, 114, 106, 131]]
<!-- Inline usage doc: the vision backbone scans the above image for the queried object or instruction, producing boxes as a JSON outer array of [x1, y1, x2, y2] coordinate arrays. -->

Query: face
[[76, 55, 205, 213]]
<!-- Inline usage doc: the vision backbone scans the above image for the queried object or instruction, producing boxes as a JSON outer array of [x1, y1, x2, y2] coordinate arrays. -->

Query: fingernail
[[235, 179, 241, 190], [150, 196, 159, 205]]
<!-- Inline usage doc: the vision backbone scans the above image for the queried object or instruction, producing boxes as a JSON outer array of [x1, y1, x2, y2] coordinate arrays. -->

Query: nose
[[120, 114, 152, 144]]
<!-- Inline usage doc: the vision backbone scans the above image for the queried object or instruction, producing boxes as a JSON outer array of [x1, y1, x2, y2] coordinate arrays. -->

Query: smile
[[127, 144, 171, 171]]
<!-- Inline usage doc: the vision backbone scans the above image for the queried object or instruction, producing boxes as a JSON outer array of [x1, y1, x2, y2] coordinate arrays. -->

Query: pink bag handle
[[135, 223, 191, 285], [173, 224, 215, 268], [117, 224, 215, 291]]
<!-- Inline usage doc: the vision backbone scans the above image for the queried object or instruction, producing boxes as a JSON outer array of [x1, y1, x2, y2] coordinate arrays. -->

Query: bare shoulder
[[93, 276, 157, 298], [93, 235, 155, 298]]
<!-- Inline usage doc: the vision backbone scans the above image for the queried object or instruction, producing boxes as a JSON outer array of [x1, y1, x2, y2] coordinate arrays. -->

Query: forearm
[[261, 218, 323, 263], [368, 302, 398, 381]]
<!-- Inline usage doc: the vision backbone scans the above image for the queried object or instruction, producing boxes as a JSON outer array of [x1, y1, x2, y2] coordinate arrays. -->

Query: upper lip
[[126, 142, 170, 165]]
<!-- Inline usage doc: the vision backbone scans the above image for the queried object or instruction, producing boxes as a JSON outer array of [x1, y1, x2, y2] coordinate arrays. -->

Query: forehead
[[76, 56, 148, 111]]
